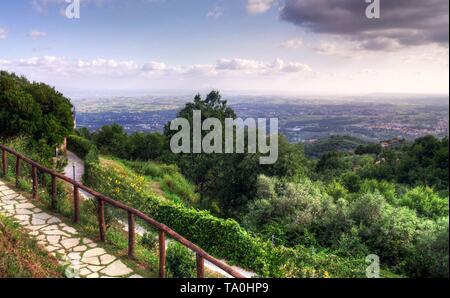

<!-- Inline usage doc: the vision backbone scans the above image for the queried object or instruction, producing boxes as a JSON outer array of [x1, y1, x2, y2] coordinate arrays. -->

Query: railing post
[[159, 230, 166, 278], [196, 254, 205, 278], [2, 149, 7, 177], [51, 173, 57, 210], [32, 166, 38, 200], [128, 211, 135, 258], [15, 156, 21, 187], [98, 198, 105, 242], [73, 185, 80, 224]]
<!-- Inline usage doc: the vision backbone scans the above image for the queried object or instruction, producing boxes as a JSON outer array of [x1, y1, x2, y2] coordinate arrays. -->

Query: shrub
[[67, 135, 95, 159], [406, 217, 449, 277], [140, 232, 159, 251], [399, 186, 449, 219], [166, 242, 196, 278], [84, 159, 366, 277]]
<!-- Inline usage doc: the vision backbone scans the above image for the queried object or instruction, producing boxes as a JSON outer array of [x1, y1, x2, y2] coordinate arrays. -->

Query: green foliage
[[124, 160, 198, 206], [399, 186, 449, 219], [163, 91, 312, 215], [360, 135, 449, 192], [355, 143, 382, 155], [92, 124, 129, 157], [304, 135, 370, 158], [86, 124, 169, 162], [166, 242, 196, 278], [67, 135, 96, 159], [140, 232, 159, 251], [0, 71, 73, 146], [243, 175, 449, 278], [84, 156, 365, 277], [406, 217, 449, 277]]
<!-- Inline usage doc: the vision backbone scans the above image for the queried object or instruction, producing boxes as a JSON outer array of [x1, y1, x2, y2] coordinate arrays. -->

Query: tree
[[92, 124, 128, 157], [164, 91, 312, 215], [0, 71, 73, 145]]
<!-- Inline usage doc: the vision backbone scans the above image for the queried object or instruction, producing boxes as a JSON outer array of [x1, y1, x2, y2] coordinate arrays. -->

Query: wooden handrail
[[0, 144, 245, 278]]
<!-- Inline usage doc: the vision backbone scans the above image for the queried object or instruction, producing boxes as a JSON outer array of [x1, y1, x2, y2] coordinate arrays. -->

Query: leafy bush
[[140, 232, 159, 251], [67, 135, 96, 159], [124, 160, 198, 205], [166, 242, 196, 278], [399, 186, 448, 219], [84, 157, 366, 277], [0, 71, 73, 146], [406, 217, 449, 277]]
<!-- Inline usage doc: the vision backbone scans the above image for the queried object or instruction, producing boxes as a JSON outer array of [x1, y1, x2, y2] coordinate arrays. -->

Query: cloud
[[280, 0, 449, 50], [0, 28, 8, 40], [216, 58, 311, 74], [207, 6, 223, 19], [29, 30, 48, 39], [280, 38, 304, 49], [141, 61, 167, 71], [247, 0, 276, 14], [2, 56, 311, 79]]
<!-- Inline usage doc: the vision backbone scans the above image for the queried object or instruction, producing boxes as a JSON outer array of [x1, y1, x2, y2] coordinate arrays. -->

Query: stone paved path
[[0, 179, 142, 278]]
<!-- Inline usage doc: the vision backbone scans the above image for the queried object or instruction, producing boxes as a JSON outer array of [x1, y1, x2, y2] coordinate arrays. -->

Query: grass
[[0, 214, 65, 278], [121, 159, 199, 206]]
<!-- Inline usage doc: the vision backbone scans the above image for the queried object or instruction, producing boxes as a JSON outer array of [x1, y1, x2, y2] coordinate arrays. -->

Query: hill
[[304, 135, 371, 158]]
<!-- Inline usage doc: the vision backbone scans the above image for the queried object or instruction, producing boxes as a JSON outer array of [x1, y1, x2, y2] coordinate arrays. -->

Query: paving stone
[[62, 226, 78, 235], [15, 203, 34, 209], [26, 224, 47, 231], [73, 245, 88, 252], [61, 238, 80, 250], [87, 272, 100, 278], [2, 190, 16, 195], [14, 214, 30, 221], [47, 217, 61, 224], [31, 218, 47, 226], [68, 252, 81, 261], [84, 248, 107, 258], [3, 194, 20, 200], [41, 225, 59, 231], [15, 209, 33, 215], [82, 256, 101, 265], [80, 268, 92, 276], [47, 235, 61, 245], [100, 260, 133, 277], [87, 265, 103, 273], [99, 254, 116, 265], [33, 213, 53, 220], [42, 230, 70, 236], [45, 245, 60, 253], [82, 238, 93, 244]]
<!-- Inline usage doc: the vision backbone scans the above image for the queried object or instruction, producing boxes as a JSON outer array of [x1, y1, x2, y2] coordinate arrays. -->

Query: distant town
[[72, 94, 449, 144]]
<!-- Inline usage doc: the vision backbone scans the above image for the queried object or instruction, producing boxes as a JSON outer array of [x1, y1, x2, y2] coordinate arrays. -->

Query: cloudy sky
[[0, 0, 448, 96]]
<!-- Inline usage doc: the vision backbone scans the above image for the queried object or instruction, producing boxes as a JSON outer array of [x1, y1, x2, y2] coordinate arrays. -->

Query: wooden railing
[[0, 144, 245, 278]]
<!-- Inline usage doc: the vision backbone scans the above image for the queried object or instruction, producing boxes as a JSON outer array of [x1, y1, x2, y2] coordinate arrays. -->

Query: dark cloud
[[280, 0, 449, 50]]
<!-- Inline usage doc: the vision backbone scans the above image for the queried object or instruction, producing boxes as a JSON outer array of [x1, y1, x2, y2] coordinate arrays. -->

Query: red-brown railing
[[0, 144, 245, 278]]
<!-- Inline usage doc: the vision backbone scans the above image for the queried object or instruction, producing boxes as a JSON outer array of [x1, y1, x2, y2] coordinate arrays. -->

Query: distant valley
[[72, 94, 449, 144]]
